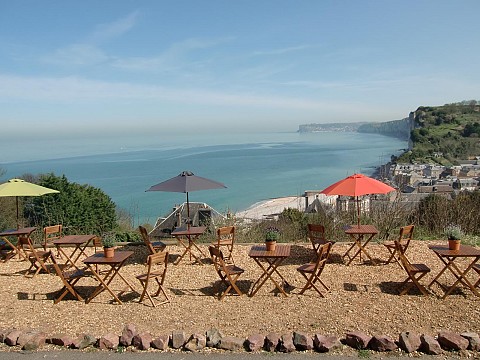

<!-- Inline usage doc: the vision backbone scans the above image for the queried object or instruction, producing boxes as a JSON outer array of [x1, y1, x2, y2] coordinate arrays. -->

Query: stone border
[[1, 325, 479, 355]]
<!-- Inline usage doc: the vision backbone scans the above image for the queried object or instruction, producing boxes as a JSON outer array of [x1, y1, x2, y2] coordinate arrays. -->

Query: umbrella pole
[[16, 196, 19, 230], [186, 192, 190, 229], [356, 196, 360, 227]]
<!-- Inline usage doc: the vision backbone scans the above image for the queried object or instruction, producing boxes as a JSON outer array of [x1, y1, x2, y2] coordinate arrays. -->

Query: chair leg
[[400, 273, 429, 296]]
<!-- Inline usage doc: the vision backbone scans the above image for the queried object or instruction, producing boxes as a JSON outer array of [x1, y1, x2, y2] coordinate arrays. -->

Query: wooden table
[[0, 227, 36, 261], [343, 224, 379, 265], [171, 226, 207, 265], [83, 251, 136, 304], [53, 234, 96, 270], [248, 244, 291, 297], [428, 244, 480, 299]]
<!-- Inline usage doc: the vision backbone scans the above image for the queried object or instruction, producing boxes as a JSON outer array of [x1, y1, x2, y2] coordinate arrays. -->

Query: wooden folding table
[[53, 234, 96, 270], [343, 224, 379, 265], [428, 244, 480, 299], [0, 227, 36, 261], [83, 251, 136, 304], [171, 226, 207, 265], [248, 244, 291, 297]]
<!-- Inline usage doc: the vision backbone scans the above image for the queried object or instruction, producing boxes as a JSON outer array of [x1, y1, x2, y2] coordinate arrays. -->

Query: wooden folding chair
[[383, 225, 414, 266], [307, 224, 333, 254], [49, 252, 87, 304], [395, 240, 431, 295], [136, 251, 170, 307], [43, 224, 63, 251], [212, 226, 235, 263], [208, 246, 245, 300], [297, 241, 332, 297], [18, 235, 51, 277], [139, 226, 166, 258]]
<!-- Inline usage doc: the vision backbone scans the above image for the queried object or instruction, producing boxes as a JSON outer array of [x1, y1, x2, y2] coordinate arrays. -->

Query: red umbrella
[[320, 173, 395, 226]]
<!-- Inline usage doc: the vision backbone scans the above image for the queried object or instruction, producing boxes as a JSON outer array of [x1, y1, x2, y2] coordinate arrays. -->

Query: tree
[[24, 173, 116, 235]]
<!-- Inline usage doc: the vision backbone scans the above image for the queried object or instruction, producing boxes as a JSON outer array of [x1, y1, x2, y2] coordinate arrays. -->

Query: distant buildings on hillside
[[303, 157, 480, 217]]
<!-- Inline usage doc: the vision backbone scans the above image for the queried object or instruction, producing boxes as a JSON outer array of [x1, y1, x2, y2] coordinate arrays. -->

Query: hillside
[[396, 101, 480, 165]]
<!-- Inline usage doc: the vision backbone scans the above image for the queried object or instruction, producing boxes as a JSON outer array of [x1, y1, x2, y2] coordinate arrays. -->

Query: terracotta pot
[[103, 247, 115, 258], [448, 239, 461, 251], [265, 240, 276, 252]]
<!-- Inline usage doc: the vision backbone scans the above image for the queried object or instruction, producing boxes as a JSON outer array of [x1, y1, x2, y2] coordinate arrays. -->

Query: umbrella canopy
[[0, 178, 60, 229], [320, 173, 395, 226], [146, 171, 226, 227]]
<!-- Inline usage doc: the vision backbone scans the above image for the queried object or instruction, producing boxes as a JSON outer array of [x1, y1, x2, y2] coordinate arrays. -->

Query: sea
[[0, 131, 407, 226]]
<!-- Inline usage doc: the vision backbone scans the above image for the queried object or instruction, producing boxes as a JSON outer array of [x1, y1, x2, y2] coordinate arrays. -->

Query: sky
[[1, 0, 479, 138]]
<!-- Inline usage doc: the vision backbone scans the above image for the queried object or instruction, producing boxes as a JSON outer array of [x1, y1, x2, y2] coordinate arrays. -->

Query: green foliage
[[24, 173, 116, 235], [101, 233, 116, 248], [398, 103, 480, 164], [444, 225, 464, 240], [114, 231, 141, 243]]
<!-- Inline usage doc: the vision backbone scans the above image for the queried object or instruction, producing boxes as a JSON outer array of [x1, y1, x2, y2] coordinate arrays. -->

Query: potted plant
[[102, 234, 116, 258], [265, 226, 280, 252], [444, 225, 463, 251]]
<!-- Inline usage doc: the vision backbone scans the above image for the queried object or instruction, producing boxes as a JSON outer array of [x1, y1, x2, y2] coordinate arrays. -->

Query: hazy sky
[[1, 1, 479, 137]]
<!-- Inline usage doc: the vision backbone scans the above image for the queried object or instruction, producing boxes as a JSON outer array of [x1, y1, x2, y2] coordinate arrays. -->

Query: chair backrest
[[139, 225, 156, 254], [312, 241, 332, 272], [307, 224, 327, 245], [398, 225, 414, 248], [93, 236, 102, 251], [209, 245, 227, 274], [146, 251, 169, 277], [43, 225, 63, 250], [18, 235, 33, 252], [394, 240, 414, 272], [216, 226, 235, 244]]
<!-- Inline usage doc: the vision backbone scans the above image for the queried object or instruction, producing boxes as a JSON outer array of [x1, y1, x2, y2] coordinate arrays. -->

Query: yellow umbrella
[[0, 178, 60, 229]]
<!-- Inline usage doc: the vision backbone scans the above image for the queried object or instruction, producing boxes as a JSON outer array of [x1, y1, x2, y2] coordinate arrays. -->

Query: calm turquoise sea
[[0, 131, 407, 225]]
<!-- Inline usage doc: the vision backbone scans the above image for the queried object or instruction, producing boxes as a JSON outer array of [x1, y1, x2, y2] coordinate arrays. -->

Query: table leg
[[1, 237, 20, 261], [428, 253, 451, 289], [250, 258, 288, 297], [441, 257, 480, 298], [174, 236, 205, 265], [85, 263, 130, 305]]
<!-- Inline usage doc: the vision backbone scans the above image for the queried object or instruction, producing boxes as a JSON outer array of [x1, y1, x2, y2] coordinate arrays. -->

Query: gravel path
[[0, 240, 478, 340]]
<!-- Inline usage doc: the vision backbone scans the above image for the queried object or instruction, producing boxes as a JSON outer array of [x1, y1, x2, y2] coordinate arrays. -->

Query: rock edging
[[0, 325, 479, 356]]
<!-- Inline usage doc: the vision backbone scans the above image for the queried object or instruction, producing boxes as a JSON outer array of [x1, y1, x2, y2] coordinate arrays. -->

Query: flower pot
[[103, 247, 115, 258], [265, 240, 276, 252], [448, 239, 461, 251]]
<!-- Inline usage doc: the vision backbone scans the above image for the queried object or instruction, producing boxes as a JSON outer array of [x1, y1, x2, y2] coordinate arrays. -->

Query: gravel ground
[[0, 240, 479, 340]]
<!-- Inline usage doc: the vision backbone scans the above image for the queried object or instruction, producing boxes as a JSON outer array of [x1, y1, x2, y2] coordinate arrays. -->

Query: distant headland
[[298, 118, 412, 141]]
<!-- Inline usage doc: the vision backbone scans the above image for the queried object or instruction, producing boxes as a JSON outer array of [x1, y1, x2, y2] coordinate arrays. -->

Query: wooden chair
[[473, 263, 480, 289], [43, 224, 63, 251], [139, 226, 166, 258], [136, 251, 170, 307], [383, 225, 415, 266], [208, 246, 245, 300], [307, 224, 333, 254], [395, 240, 431, 295], [49, 252, 87, 304], [296, 241, 332, 297], [18, 235, 51, 277], [212, 226, 235, 263]]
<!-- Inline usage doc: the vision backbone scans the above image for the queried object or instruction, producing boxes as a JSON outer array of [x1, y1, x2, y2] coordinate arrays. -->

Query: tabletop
[[429, 244, 480, 257], [83, 251, 134, 265], [171, 226, 207, 236], [249, 244, 291, 258], [344, 224, 379, 235], [0, 227, 36, 236], [53, 234, 96, 245]]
